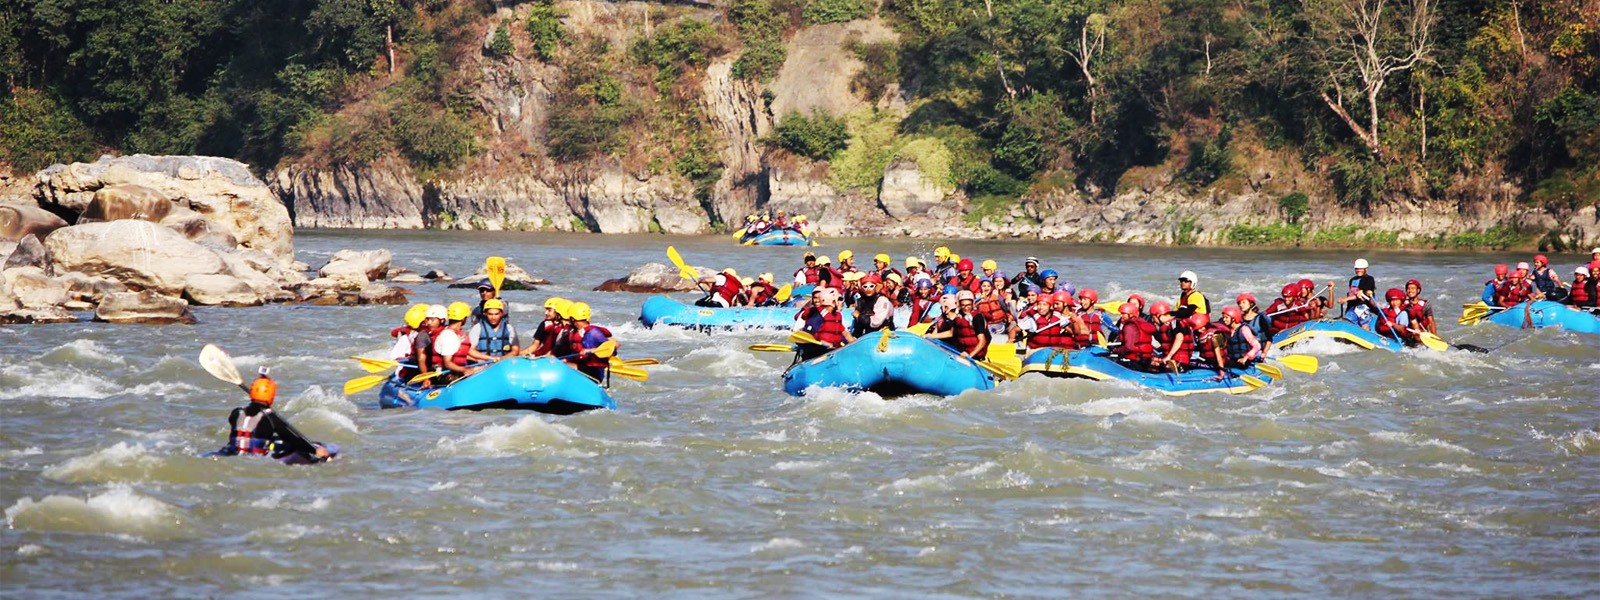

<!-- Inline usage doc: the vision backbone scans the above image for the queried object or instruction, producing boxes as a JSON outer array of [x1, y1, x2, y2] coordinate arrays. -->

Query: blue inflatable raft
[[640, 295, 850, 329], [1480, 301, 1600, 335], [1269, 319, 1408, 352], [378, 356, 616, 414], [1020, 346, 1276, 396], [782, 330, 996, 397], [741, 229, 813, 246]]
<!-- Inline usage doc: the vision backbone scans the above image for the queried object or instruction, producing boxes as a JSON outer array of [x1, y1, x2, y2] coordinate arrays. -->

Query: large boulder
[[593, 262, 705, 293], [79, 184, 173, 223], [183, 274, 265, 307], [318, 249, 392, 282], [94, 291, 196, 324], [44, 221, 226, 296], [4, 234, 49, 272], [0, 204, 69, 242], [878, 158, 949, 220], [450, 261, 547, 291], [34, 155, 293, 261], [2, 266, 71, 308]]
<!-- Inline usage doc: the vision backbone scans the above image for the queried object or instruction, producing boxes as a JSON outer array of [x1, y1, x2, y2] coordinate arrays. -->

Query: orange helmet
[[249, 376, 277, 405]]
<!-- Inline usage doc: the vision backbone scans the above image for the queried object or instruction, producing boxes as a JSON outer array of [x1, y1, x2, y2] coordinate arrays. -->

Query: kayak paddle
[[351, 355, 399, 373], [749, 344, 798, 352], [1458, 301, 1506, 325], [1414, 331, 1451, 352], [666, 246, 699, 281], [486, 256, 507, 295], [200, 344, 247, 392], [789, 330, 824, 346], [1237, 374, 1268, 389], [982, 341, 1022, 380], [1094, 299, 1124, 313], [343, 374, 390, 395]]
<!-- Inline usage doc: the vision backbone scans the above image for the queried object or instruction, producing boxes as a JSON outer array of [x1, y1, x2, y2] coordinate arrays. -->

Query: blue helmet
[[1041, 269, 1058, 278], [915, 279, 934, 289], [1024, 284, 1042, 295]]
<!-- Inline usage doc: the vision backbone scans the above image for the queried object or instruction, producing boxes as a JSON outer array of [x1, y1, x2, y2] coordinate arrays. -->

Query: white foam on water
[[4, 486, 185, 539], [1369, 431, 1473, 455], [797, 385, 933, 419], [42, 442, 160, 483], [757, 429, 789, 443], [297, 408, 361, 436], [881, 461, 998, 493], [247, 524, 322, 542], [250, 492, 330, 512], [1278, 336, 1368, 357], [433, 415, 590, 457], [1116, 445, 1183, 470], [44, 339, 126, 365], [771, 460, 828, 471], [534, 561, 582, 572], [0, 364, 116, 400], [684, 344, 776, 378], [7, 447, 43, 457], [750, 537, 806, 553], [17, 544, 47, 556], [429, 481, 459, 491]]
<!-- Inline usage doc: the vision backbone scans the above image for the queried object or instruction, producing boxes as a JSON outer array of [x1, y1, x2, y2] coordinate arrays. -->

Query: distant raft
[[1476, 301, 1600, 335], [782, 330, 996, 397], [1020, 346, 1276, 396], [741, 229, 813, 246], [379, 356, 616, 415], [1269, 319, 1408, 352], [640, 294, 850, 329]]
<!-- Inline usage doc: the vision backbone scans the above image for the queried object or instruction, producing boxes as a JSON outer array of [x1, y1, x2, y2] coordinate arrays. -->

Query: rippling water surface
[[3, 231, 1597, 597]]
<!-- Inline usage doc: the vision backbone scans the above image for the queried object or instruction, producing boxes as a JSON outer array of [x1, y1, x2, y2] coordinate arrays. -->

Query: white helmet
[[1353, 258, 1369, 269], [424, 304, 447, 320], [1577, 266, 1591, 276], [1179, 270, 1198, 284]]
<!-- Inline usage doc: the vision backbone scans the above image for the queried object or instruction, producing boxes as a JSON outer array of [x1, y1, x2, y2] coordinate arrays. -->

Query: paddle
[[1271, 354, 1319, 374], [1416, 331, 1487, 354], [1237, 374, 1268, 389], [351, 355, 400, 373], [982, 338, 1022, 380], [200, 344, 247, 391], [343, 374, 390, 395], [486, 256, 506, 295], [608, 363, 649, 382], [666, 246, 699, 281], [749, 343, 799, 352], [775, 284, 793, 304], [1458, 302, 1506, 325], [1254, 363, 1283, 379], [613, 357, 659, 366], [1094, 299, 1124, 313], [789, 330, 824, 346]]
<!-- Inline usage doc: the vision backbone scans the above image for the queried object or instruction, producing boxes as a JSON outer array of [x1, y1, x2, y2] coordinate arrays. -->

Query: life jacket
[[802, 308, 847, 345], [795, 266, 820, 285], [473, 319, 515, 357], [232, 409, 272, 455], [751, 282, 778, 305], [952, 273, 980, 293], [1532, 267, 1560, 294], [413, 329, 440, 375], [1404, 299, 1430, 325], [1028, 314, 1077, 349], [1081, 309, 1105, 344], [1242, 312, 1270, 344], [975, 295, 1009, 325], [1114, 318, 1157, 362], [944, 313, 983, 354], [852, 294, 894, 336], [1154, 321, 1193, 365], [1179, 290, 1209, 314], [566, 325, 613, 370], [449, 327, 472, 366], [1375, 306, 1408, 338], [1494, 280, 1533, 307], [1267, 299, 1307, 333], [1568, 279, 1592, 305], [711, 275, 743, 304], [1194, 324, 1229, 368], [909, 296, 938, 324], [532, 320, 562, 357], [1226, 325, 1256, 364]]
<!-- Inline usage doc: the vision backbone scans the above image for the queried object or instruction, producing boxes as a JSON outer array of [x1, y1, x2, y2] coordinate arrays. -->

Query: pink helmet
[[1221, 306, 1243, 322], [1149, 302, 1173, 316]]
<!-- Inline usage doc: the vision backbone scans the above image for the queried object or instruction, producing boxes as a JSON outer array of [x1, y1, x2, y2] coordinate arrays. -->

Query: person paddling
[[521, 297, 568, 357], [793, 252, 821, 286], [1493, 263, 1538, 307], [467, 298, 520, 362], [407, 305, 447, 384], [1402, 280, 1437, 334], [1149, 302, 1193, 372], [927, 291, 989, 359], [1481, 264, 1510, 305], [1219, 307, 1262, 370], [1235, 294, 1270, 343], [1529, 254, 1568, 302], [1111, 303, 1158, 369], [215, 370, 334, 465], [697, 268, 744, 308], [1373, 288, 1420, 346], [795, 287, 850, 360], [561, 302, 615, 383], [431, 302, 476, 383]]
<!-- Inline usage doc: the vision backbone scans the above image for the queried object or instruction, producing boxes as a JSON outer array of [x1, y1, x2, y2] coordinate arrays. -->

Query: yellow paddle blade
[[1458, 302, 1491, 325], [749, 344, 798, 352], [1238, 374, 1268, 389], [1274, 354, 1319, 374], [609, 365, 649, 382], [408, 370, 446, 384], [342, 374, 389, 395], [975, 359, 1018, 380], [731, 229, 745, 240], [789, 330, 823, 346], [876, 331, 893, 352], [906, 322, 932, 335], [775, 284, 793, 303], [612, 357, 659, 366], [985, 339, 1020, 367], [486, 256, 506, 294], [1095, 299, 1125, 313], [1254, 363, 1283, 379], [592, 339, 618, 359], [351, 356, 398, 373], [666, 246, 697, 281], [1416, 331, 1450, 352]]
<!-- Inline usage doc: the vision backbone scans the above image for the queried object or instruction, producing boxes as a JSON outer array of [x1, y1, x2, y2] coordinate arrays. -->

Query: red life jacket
[[232, 410, 271, 455], [946, 314, 983, 354], [712, 276, 743, 304], [807, 309, 847, 345], [1568, 280, 1592, 305], [1179, 290, 1207, 314], [1081, 309, 1105, 344], [908, 297, 936, 324], [449, 327, 472, 366], [533, 320, 562, 356], [953, 274, 981, 293], [1495, 280, 1532, 307], [1404, 299, 1430, 324], [1194, 324, 1230, 368], [795, 266, 820, 285], [567, 325, 614, 370], [1267, 299, 1307, 333], [975, 295, 1009, 324], [1155, 321, 1193, 365], [1375, 306, 1407, 338], [1028, 315, 1077, 349], [1114, 318, 1157, 362]]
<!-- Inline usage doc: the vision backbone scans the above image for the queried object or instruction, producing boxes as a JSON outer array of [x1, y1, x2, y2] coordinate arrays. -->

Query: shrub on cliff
[[804, 0, 870, 25], [767, 111, 850, 161]]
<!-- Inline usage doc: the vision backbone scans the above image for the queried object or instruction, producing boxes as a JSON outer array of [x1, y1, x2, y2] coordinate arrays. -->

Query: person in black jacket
[[216, 372, 335, 465]]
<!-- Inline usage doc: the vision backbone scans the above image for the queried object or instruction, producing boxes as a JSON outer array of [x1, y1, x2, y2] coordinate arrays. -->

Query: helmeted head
[[935, 247, 951, 260], [1510, 265, 1526, 280], [1534, 254, 1548, 267], [1298, 278, 1315, 295], [1053, 291, 1075, 308], [886, 272, 903, 286], [916, 278, 934, 290], [839, 250, 854, 263], [1118, 302, 1139, 318], [905, 256, 920, 269], [981, 259, 998, 273], [740, 277, 754, 287], [817, 255, 831, 265], [723, 268, 738, 279], [1353, 258, 1369, 271], [1149, 302, 1173, 318], [1179, 271, 1198, 288], [1516, 261, 1530, 274], [874, 253, 891, 267], [447, 301, 471, 323], [424, 304, 448, 325], [861, 274, 882, 293], [1281, 283, 1300, 298], [1405, 279, 1422, 296], [404, 303, 430, 329], [958, 258, 974, 272], [567, 302, 592, 322], [1077, 288, 1099, 306], [249, 375, 277, 406], [1126, 293, 1146, 311], [1494, 263, 1508, 277], [483, 298, 506, 322], [1221, 306, 1243, 324], [1188, 312, 1210, 330], [939, 294, 958, 312], [1576, 266, 1591, 278], [956, 290, 975, 305], [978, 278, 994, 294], [1236, 293, 1257, 309], [544, 297, 567, 316], [803, 252, 817, 264], [1384, 288, 1405, 303], [1025, 257, 1040, 271]]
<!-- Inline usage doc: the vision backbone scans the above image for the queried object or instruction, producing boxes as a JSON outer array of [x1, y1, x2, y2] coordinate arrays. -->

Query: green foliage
[[1224, 223, 1303, 246], [767, 110, 850, 161], [487, 22, 514, 58], [963, 194, 1013, 225], [1181, 128, 1233, 187], [391, 97, 479, 173], [0, 88, 98, 170], [1174, 218, 1199, 246], [1278, 193, 1310, 224], [1442, 227, 1528, 250], [830, 108, 902, 193], [894, 138, 954, 189], [1309, 224, 1362, 246], [547, 48, 640, 162], [848, 40, 899, 102], [728, 0, 792, 82], [525, 0, 564, 61], [629, 19, 724, 89], [803, 0, 869, 25]]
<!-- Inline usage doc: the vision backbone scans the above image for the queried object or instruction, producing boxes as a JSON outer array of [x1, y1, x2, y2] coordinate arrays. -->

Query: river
[[3, 230, 1597, 597]]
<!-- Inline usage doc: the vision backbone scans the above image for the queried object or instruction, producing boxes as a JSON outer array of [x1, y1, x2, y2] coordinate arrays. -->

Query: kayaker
[[973, 278, 1014, 343], [1150, 302, 1192, 372], [1529, 254, 1568, 302], [470, 281, 496, 328], [1219, 307, 1263, 370], [1235, 294, 1270, 343], [1009, 257, 1046, 296], [467, 298, 520, 362], [747, 273, 779, 307], [1190, 313, 1231, 373], [850, 275, 896, 337], [431, 302, 475, 383], [871, 254, 900, 282], [521, 297, 568, 357], [560, 302, 615, 383], [796, 287, 850, 359], [696, 268, 744, 307], [1110, 303, 1158, 368], [1177, 271, 1209, 315], [1493, 264, 1537, 307], [1402, 280, 1437, 334], [1341, 259, 1377, 314], [793, 252, 821, 286], [927, 290, 989, 358], [1567, 266, 1595, 308], [1481, 264, 1510, 305], [1373, 288, 1418, 346], [838, 250, 858, 274], [215, 371, 334, 465]]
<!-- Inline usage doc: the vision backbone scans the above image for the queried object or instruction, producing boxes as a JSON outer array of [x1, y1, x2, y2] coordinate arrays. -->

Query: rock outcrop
[[449, 261, 548, 291], [94, 291, 197, 324], [593, 262, 703, 293], [318, 249, 394, 282], [0, 204, 69, 242], [44, 221, 227, 296]]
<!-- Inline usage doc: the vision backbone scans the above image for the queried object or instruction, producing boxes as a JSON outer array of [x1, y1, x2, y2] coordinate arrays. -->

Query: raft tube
[[741, 229, 813, 246], [1269, 319, 1407, 352], [378, 356, 615, 415], [782, 330, 995, 397], [1020, 346, 1276, 396], [1481, 301, 1600, 335], [640, 295, 850, 329]]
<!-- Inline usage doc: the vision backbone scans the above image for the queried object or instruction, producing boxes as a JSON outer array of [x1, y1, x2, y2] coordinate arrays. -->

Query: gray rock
[[2, 266, 70, 308], [878, 158, 947, 220], [390, 273, 427, 284], [79, 184, 173, 223], [4, 234, 49, 272], [0, 204, 68, 243], [0, 306, 77, 324], [55, 271, 126, 302], [593, 262, 702, 293], [45, 221, 226, 296], [94, 290, 196, 324], [184, 273, 265, 306], [319, 249, 393, 282], [451, 261, 546, 291]]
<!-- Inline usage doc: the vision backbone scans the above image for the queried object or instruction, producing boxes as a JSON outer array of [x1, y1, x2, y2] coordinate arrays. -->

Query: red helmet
[[862, 274, 882, 286], [1298, 278, 1315, 293], [1534, 254, 1548, 265], [1405, 279, 1421, 291], [958, 258, 974, 271], [1494, 263, 1508, 276], [1149, 301, 1172, 316], [1221, 306, 1243, 321], [1236, 293, 1257, 306], [1118, 303, 1139, 316], [1384, 288, 1405, 301], [1053, 291, 1075, 306], [1188, 312, 1210, 329], [1281, 283, 1299, 297], [1127, 293, 1146, 308], [1077, 288, 1099, 304]]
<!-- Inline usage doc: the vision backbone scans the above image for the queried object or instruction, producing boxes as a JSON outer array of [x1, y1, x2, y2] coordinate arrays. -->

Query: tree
[[1302, 0, 1437, 157], [1064, 10, 1110, 126]]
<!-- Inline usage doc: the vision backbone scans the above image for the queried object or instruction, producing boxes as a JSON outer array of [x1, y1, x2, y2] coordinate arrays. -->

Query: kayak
[[1269, 319, 1407, 352], [741, 229, 813, 246], [1020, 346, 1276, 396], [640, 294, 851, 329], [782, 330, 995, 397], [1480, 301, 1600, 335], [378, 356, 615, 414], [202, 442, 340, 466]]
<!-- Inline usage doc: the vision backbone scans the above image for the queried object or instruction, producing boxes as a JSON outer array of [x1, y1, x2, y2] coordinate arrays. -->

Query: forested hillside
[[2, 0, 1596, 246]]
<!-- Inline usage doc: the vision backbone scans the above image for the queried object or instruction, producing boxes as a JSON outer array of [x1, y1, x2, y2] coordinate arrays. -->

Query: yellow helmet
[[404, 303, 429, 329], [483, 298, 505, 311], [447, 301, 471, 322], [949, 253, 961, 264], [759, 272, 773, 282], [544, 296, 567, 310], [874, 253, 891, 263], [887, 272, 903, 284], [934, 246, 950, 259], [904, 256, 919, 267], [740, 277, 754, 286], [981, 259, 997, 271], [567, 302, 592, 321], [839, 250, 854, 261], [548, 298, 571, 317]]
